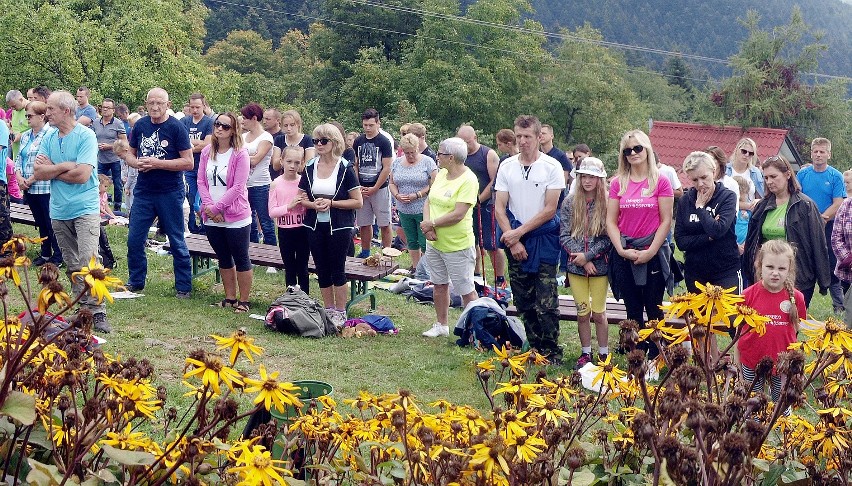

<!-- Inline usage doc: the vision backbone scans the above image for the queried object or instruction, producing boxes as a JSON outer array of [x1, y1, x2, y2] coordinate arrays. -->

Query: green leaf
[[96, 468, 118, 483], [761, 463, 784, 485], [101, 444, 156, 466], [1, 391, 36, 425], [753, 458, 772, 473], [283, 478, 306, 486], [567, 467, 597, 486], [26, 458, 63, 485]]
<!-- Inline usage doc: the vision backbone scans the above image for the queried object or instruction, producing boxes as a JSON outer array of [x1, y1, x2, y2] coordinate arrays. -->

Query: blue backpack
[[455, 306, 524, 350]]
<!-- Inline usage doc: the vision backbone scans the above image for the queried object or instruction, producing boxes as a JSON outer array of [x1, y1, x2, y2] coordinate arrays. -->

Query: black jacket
[[298, 157, 360, 232], [743, 191, 831, 291], [675, 183, 739, 281]]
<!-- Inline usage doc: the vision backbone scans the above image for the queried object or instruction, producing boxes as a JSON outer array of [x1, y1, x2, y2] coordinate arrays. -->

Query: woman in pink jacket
[[197, 112, 253, 313]]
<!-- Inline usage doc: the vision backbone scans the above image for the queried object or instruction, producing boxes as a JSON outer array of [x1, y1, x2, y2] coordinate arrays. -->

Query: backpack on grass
[[265, 287, 337, 338]]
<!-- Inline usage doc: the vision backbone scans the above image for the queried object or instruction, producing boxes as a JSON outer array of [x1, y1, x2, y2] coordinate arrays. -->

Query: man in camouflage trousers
[[494, 115, 566, 365]]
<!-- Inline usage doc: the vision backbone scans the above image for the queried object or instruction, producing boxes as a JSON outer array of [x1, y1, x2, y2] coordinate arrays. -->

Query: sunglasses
[[213, 121, 232, 130], [312, 138, 331, 146], [740, 148, 755, 157], [622, 145, 644, 157]]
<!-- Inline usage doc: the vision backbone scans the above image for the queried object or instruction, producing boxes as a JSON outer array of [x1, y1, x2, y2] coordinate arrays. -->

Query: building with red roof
[[648, 121, 803, 188]]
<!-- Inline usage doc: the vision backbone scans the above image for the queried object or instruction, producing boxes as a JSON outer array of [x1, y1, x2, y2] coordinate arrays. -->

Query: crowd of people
[[2, 86, 846, 389]]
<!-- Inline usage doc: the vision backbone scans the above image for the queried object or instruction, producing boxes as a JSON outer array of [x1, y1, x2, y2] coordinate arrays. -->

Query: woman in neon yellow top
[[743, 155, 830, 308], [419, 137, 480, 338]]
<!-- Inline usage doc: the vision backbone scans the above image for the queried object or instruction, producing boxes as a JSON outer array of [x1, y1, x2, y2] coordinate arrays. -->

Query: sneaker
[[548, 355, 564, 367], [422, 323, 450, 338], [124, 284, 143, 293], [575, 353, 592, 370], [176, 291, 192, 299], [93, 313, 112, 334], [32, 256, 49, 266], [357, 249, 371, 259], [598, 353, 608, 364], [327, 308, 347, 329], [266, 267, 278, 274]]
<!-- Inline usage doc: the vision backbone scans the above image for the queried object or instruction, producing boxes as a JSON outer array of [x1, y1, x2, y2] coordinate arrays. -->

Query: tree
[[0, 0, 219, 108], [401, 0, 548, 136], [205, 31, 280, 76], [530, 25, 647, 155], [706, 8, 851, 162]]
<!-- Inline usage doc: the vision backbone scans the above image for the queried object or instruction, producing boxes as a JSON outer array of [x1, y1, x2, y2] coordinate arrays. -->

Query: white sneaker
[[422, 323, 450, 337], [266, 267, 278, 274]]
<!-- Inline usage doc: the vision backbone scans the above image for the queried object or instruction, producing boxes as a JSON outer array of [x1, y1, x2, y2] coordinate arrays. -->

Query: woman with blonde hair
[[725, 137, 764, 204], [560, 157, 611, 368], [743, 155, 830, 308], [389, 133, 437, 270], [606, 130, 674, 352], [298, 123, 363, 325], [272, 109, 315, 170]]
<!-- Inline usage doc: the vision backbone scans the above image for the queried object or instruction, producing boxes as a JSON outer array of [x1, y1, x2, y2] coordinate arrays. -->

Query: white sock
[[582, 346, 592, 354], [599, 347, 609, 355]]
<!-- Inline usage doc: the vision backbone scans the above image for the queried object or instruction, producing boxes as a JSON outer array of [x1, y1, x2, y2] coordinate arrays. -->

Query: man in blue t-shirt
[[797, 137, 847, 312], [126, 87, 194, 298], [181, 93, 213, 234], [34, 90, 109, 332], [75, 86, 98, 128]]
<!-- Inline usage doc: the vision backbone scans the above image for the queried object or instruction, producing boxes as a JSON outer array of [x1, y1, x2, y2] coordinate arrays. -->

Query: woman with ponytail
[[737, 239, 804, 407]]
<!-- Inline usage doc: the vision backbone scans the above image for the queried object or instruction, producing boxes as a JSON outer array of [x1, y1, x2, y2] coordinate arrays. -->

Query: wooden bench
[[169, 234, 398, 313], [10, 202, 36, 226], [507, 295, 686, 326]]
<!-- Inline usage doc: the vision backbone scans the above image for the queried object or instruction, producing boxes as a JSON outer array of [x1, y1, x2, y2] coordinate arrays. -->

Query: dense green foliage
[[2, 0, 849, 164]]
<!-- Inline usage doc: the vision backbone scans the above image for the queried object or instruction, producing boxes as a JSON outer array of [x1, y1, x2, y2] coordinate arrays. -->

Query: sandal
[[211, 299, 237, 308], [234, 301, 250, 314]]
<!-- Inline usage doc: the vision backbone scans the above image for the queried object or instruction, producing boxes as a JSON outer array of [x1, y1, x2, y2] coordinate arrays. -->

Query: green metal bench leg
[[346, 279, 376, 314], [191, 255, 221, 283]]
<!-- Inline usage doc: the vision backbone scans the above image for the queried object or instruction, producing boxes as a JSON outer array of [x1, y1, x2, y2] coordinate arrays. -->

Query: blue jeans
[[98, 161, 123, 208], [184, 170, 201, 233], [127, 190, 192, 293], [248, 185, 277, 245]]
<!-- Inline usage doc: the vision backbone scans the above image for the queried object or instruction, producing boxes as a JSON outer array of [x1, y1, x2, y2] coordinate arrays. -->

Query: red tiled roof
[[648, 121, 790, 188]]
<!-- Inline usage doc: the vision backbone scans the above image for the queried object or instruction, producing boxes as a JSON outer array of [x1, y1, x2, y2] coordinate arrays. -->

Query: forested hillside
[[203, 0, 851, 78]]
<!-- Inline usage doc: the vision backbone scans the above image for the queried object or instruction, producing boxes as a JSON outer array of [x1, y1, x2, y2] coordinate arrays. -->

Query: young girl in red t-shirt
[[737, 239, 805, 404]]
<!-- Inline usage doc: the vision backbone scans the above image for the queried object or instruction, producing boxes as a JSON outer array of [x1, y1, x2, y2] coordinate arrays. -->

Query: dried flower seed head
[[678, 446, 699, 481], [745, 394, 769, 415], [157, 386, 167, 402], [658, 388, 684, 420], [618, 320, 639, 352], [669, 345, 691, 369], [743, 420, 766, 453], [391, 409, 405, 429], [725, 395, 746, 427], [626, 349, 647, 377], [39, 263, 60, 285], [658, 436, 680, 463], [721, 432, 749, 467], [755, 356, 775, 379], [691, 325, 706, 340], [776, 350, 805, 377], [569, 371, 582, 388], [167, 407, 178, 422], [674, 365, 703, 395], [631, 412, 655, 443], [566, 447, 586, 469], [187, 349, 206, 363], [139, 359, 154, 378]]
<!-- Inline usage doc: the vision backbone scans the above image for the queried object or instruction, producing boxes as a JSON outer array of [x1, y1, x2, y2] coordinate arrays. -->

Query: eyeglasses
[[621, 145, 644, 157], [437, 152, 451, 157], [25, 114, 41, 119], [312, 138, 331, 146], [740, 148, 755, 157], [213, 121, 232, 130], [102, 106, 114, 110]]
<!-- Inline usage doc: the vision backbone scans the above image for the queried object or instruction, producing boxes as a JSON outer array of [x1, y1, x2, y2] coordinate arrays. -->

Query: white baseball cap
[[575, 157, 607, 178]]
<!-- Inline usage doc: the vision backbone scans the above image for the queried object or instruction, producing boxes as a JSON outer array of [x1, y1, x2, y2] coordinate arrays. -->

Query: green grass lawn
[[10, 223, 839, 416]]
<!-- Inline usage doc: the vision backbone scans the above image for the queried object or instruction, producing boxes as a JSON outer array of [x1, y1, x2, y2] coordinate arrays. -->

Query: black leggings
[[205, 224, 252, 271], [309, 224, 350, 288], [278, 226, 310, 291]]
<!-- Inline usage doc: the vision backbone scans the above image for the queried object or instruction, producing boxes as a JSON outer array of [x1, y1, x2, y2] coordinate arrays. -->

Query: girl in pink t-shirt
[[737, 239, 804, 406], [606, 130, 674, 347], [6, 158, 23, 204], [268, 146, 309, 292]]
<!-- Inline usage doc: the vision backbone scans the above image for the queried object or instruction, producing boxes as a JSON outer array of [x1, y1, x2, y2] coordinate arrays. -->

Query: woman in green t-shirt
[[743, 155, 831, 307]]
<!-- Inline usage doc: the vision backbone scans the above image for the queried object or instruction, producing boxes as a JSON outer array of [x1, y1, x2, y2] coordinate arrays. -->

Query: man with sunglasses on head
[[353, 108, 394, 258], [124, 87, 194, 299], [798, 137, 846, 313]]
